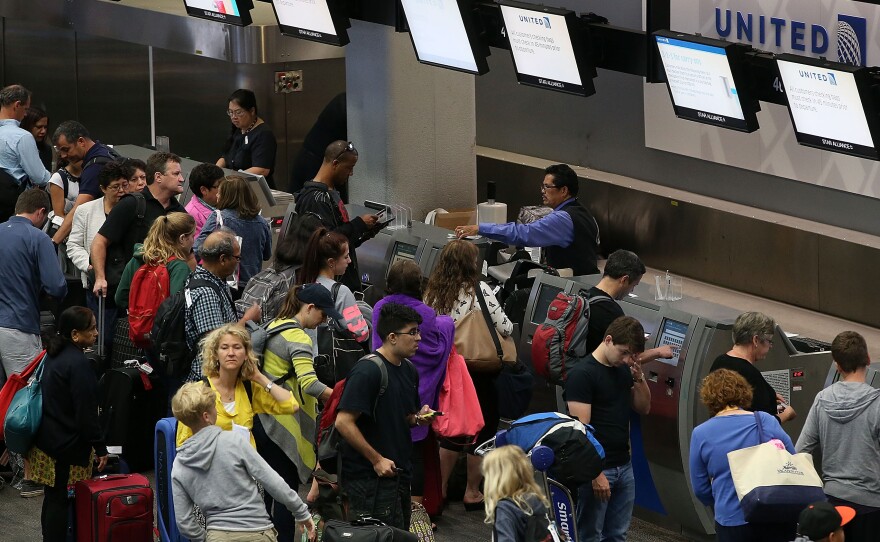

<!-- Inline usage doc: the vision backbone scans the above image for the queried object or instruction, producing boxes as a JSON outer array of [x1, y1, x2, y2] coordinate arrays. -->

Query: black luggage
[[98, 366, 165, 472], [323, 519, 418, 542]]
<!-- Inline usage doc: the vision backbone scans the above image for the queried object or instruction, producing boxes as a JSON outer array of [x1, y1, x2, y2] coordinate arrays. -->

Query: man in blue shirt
[[0, 189, 67, 389], [456, 164, 600, 275], [0, 85, 52, 223], [50, 120, 115, 245]]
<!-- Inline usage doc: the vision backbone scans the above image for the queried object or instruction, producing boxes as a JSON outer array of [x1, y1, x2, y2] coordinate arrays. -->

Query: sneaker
[[19, 479, 44, 498]]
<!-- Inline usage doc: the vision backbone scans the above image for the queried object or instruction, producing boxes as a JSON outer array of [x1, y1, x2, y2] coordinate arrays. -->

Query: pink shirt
[[185, 196, 214, 238]]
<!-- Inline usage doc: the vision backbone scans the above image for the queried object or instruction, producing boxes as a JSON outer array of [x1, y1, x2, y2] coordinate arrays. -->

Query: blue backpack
[[501, 412, 605, 489]]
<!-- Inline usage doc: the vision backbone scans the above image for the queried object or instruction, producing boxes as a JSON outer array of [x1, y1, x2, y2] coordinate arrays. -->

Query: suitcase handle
[[95, 474, 130, 482]]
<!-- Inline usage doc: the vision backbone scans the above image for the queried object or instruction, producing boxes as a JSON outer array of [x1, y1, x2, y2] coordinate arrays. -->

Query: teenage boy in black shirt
[[335, 302, 433, 529], [564, 316, 650, 542]]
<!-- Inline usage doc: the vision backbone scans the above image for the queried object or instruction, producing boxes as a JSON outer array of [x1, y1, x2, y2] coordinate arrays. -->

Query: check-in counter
[[518, 272, 835, 538]]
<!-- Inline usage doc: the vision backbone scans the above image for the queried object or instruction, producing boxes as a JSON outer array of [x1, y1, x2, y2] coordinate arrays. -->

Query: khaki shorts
[[206, 528, 278, 542]]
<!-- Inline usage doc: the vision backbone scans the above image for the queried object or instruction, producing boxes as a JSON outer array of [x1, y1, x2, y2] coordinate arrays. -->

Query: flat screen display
[[654, 31, 757, 132], [531, 284, 563, 324], [400, 0, 488, 74], [389, 242, 418, 271], [498, 1, 594, 96], [776, 55, 879, 160], [184, 0, 252, 26], [657, 318, 688, 367], [270, 0, 348, 46]]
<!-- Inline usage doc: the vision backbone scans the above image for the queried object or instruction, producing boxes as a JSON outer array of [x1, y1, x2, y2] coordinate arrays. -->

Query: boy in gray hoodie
[[171, 382, 316, 542], [796, 331, 880, 541]]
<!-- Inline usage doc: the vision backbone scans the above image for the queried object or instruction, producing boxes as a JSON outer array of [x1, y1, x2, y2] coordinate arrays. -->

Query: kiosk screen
[[389, 242, 418, 271], [531, 284, 563, 324], [657, 318, 688, 366]]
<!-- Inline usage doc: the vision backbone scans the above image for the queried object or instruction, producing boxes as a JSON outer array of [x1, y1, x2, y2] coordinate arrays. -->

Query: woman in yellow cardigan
[[176, 323, 298, 448]]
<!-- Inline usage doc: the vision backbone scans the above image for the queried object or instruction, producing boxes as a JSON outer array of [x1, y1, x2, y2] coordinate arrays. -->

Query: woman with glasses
[[216, 88, 278, 189], [709, 311, 797, 423], [424, 240, 513, 512]]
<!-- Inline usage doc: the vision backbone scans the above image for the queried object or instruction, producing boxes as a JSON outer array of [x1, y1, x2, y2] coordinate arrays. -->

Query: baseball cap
[[797, 501, 856, 540], [296, 283, 343, 321]]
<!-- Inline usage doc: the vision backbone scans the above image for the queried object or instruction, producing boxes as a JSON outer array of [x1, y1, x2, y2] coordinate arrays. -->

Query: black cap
[[296, 284, 343, 321], [797, 501, 855, 540]]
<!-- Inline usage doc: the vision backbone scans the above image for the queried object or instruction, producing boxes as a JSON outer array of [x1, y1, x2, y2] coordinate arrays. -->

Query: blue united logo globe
[[837, 21, 862, 65]]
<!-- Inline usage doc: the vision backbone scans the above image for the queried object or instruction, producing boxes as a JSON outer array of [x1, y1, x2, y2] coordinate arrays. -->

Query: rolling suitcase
[[98, 366, 165, 472], [155, 416, 190, 542], [75, 473, 153, 542], [324, 518, 419, 542]]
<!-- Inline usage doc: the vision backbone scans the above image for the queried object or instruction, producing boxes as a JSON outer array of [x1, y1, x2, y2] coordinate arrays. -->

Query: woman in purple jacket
[[372, 260, 454, 508]]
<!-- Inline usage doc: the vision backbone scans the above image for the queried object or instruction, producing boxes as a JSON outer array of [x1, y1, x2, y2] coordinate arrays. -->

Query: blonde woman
[[176, 324, 297, 448], [483, 445, 551, 542], [115, 211, 197, 308]]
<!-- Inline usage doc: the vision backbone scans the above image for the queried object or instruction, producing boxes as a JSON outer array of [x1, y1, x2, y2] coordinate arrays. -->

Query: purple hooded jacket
[[372, 293, 454, 441]]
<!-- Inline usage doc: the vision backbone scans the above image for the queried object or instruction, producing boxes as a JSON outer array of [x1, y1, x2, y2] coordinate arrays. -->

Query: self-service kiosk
[[518, 272, 835, 539], [113, 145, 296, 265]]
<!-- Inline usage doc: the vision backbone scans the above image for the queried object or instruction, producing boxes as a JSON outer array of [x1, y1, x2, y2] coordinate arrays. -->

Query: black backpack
[[104, 192, 147, 287], [314, 282, 369, 386], [150, 278, 225, 378]]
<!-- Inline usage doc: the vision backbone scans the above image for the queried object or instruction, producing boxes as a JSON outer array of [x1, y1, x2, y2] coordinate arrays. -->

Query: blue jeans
[[576, 461, 635, 542]]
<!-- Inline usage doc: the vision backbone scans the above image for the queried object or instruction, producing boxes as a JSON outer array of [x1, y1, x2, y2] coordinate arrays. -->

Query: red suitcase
[[75, 473, 154, 542]]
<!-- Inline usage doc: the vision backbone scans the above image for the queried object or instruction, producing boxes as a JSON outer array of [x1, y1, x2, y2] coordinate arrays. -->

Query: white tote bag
[[726, 413, 826, 523]]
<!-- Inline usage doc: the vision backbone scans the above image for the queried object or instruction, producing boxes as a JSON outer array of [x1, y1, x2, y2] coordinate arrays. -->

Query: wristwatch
[[265, 382, 274, 392]]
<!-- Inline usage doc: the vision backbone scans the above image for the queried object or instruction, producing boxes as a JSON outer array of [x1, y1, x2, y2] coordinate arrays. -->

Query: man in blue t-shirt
[[50, 120, 115, 245], [335, 302, 432, 529], [564, 316, 650, 542]]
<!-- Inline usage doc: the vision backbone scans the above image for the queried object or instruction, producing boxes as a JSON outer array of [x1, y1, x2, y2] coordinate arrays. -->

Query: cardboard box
[[433, 208, 476, 230]]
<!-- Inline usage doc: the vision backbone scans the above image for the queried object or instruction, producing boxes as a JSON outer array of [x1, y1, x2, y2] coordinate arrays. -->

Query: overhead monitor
[[183, 0, 254, 26], [657, 318, 688, 367], [654, 30, 759, 132], [497, 0, 595, 96], [531, 284, 563, 324], [776, 54, 880, 160], [399, 0, 490, 75], [270, 0, 350, 46]]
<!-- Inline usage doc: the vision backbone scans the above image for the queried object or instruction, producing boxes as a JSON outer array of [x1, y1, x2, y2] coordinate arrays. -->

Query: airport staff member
[[455, 163, 600, 275]]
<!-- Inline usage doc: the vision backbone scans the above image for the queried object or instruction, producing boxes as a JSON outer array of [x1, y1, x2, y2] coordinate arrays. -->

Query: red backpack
[[128, 257, 178, 350], [531, 292, 611, 384]]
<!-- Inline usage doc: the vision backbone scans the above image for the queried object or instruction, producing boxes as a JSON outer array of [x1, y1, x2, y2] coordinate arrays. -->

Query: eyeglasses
[[106, 181, 129, 192], [762, 336, 775, 346], [541, 184, 559, 192], [394, 327, 421, 337], [226, 254, 242, 262], [333, 141, 355, 162], [226, 108, 248, 118]]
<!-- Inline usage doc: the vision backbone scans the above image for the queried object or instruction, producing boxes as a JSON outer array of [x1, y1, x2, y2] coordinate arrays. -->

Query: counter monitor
[[776, 54, 880, 160], [654, 30, 759, 132], [270, 0, 350, 46], [388, 242, 419, 275], [531, 284, 563, 324], [497, 0, 595, 96], [400, 0, 489, 75], [657, 318, 688, 366], [183, 0, 253, 26]]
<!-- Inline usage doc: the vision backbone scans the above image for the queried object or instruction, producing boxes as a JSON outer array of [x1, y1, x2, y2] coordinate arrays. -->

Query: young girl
[[483, 446, 552, 542]]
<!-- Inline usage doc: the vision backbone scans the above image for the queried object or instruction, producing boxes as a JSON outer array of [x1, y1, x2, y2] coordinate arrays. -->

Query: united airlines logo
[[837, 14, 866, 66], [797, 71, 837, 85], [715, 10, 867, 66], [519, 15, 551, 29]]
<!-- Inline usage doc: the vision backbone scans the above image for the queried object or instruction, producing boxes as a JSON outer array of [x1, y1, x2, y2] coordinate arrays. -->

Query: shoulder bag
[[3, 353, 46, 453], [727, 412, 826, 523], [432, 346, 484, 445], [454, 286, 517, 373], [0, 349, 46, 440]]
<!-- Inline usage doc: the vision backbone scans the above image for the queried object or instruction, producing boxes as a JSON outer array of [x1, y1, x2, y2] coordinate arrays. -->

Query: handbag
[[454, 286, 517, 373], [727, 412, 826, 523], [0, 349, 46, 440], [432, 346, 484, 445], [3, 353, 46, 454]]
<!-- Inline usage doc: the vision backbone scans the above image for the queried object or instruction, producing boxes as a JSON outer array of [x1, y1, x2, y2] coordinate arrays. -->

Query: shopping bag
[[727, 413, 826, 523], [432, 346, 484, 445]]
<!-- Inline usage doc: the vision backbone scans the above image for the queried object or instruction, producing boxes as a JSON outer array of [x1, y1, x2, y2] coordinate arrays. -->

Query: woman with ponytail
[[115, 211, 197, 308]]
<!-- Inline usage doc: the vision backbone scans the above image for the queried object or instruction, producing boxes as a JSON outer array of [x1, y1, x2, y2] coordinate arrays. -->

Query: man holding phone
[[294, 140, 380, 293]]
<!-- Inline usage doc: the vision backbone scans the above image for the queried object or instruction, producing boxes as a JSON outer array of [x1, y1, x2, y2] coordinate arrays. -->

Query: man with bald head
[[184, 230, 261, 382], [294, 140, 380, 293]]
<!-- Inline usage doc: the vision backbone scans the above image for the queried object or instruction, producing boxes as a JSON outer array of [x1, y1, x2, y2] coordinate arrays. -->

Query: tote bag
[[727, 413, 826, 523], [0, 349, 46, 440], [3, 355, 46, 453], [432, 346, 484, 445], [453, 287, 516, 373]]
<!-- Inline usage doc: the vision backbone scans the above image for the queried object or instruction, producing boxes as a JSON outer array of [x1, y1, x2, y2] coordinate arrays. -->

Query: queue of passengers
[[1, 81, 878, 542]]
